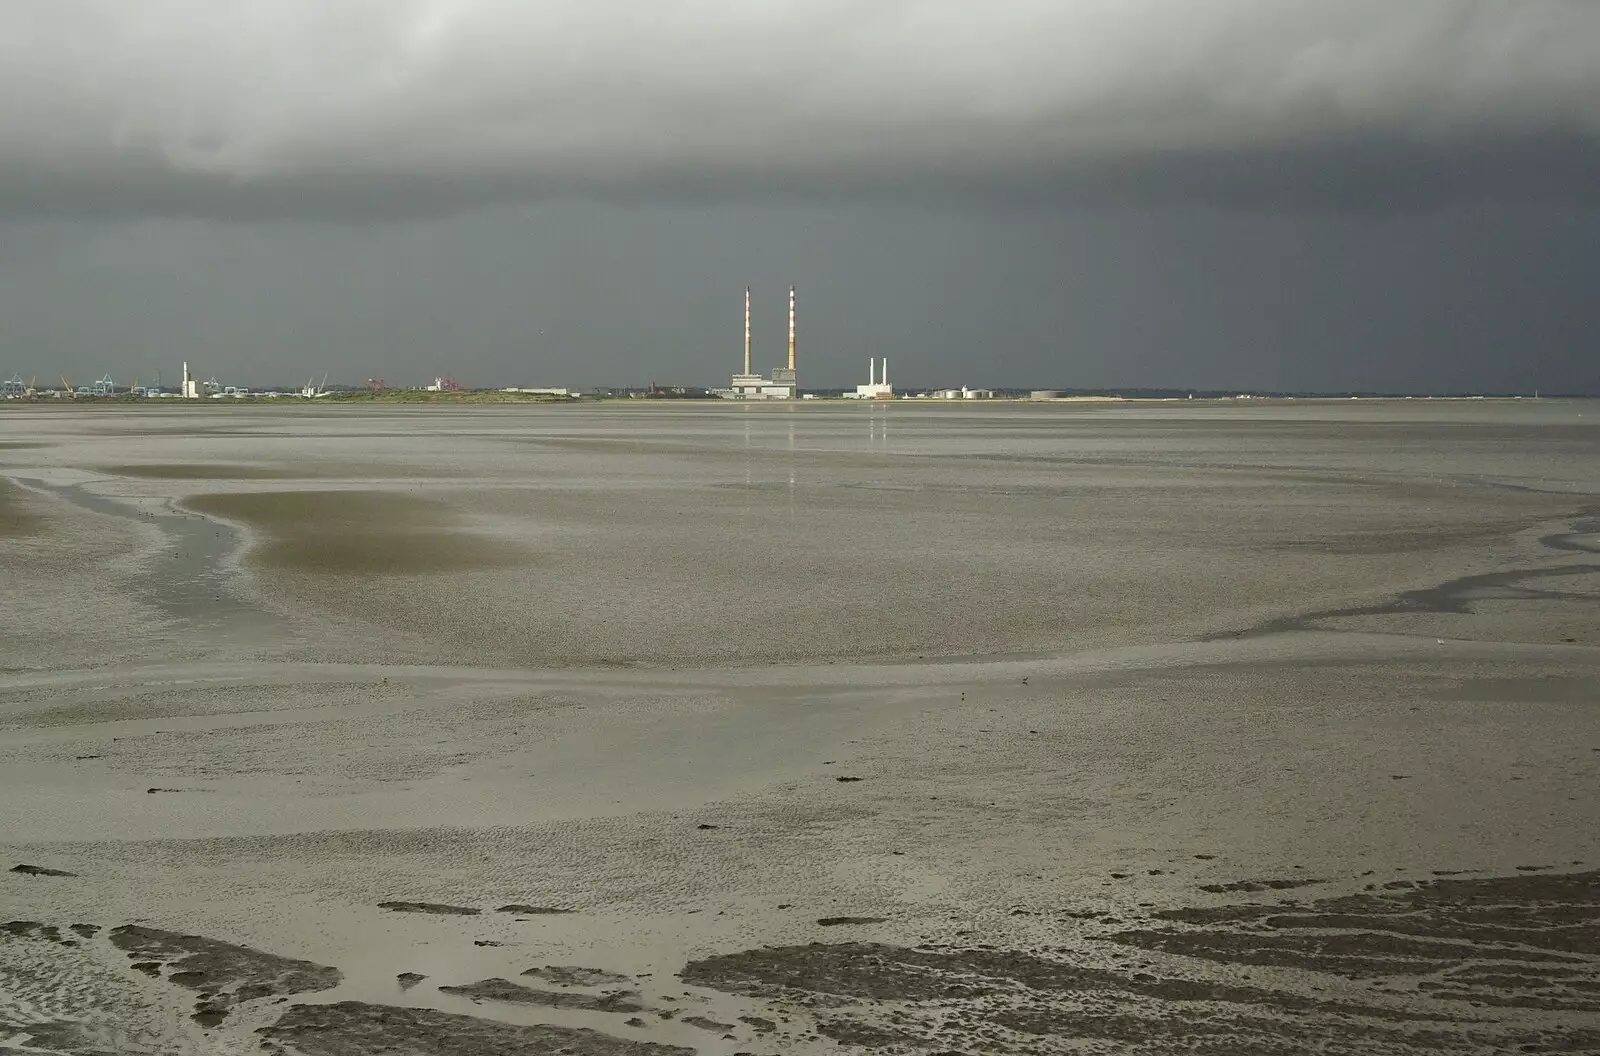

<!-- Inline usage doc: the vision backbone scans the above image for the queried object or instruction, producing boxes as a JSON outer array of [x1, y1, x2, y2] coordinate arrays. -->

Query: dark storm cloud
[[3, 0, 1599, 218]]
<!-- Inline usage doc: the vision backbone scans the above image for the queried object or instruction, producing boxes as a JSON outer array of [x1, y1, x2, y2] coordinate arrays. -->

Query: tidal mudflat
[[2, 400, 1597, 1054]]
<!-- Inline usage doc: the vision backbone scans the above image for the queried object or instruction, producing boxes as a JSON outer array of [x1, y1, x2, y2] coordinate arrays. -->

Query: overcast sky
[[2, 1, 1598, 392]]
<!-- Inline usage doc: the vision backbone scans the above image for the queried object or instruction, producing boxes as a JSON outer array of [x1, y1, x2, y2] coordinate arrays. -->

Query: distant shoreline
[[0, 392, 1583, 409]]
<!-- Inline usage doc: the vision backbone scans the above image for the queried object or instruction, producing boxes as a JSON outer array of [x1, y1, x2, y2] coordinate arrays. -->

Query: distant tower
[[787, 286, 796, 372], [744, 286, 752, 377]]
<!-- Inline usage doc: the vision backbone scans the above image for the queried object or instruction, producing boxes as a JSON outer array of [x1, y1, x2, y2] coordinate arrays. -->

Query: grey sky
[[1, 2, 1598, 391]]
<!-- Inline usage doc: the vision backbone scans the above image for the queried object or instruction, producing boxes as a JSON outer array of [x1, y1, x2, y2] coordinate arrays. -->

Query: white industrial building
[[719, 287, 798, 400], [931, 386, 993, 399], [846, 358, 893, 399]]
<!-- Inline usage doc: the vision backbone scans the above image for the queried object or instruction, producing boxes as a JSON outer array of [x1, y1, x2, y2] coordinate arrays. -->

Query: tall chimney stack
[[787, 286, 796, 372], [743, 286, 751, 376], [882, 357, 888, 388]]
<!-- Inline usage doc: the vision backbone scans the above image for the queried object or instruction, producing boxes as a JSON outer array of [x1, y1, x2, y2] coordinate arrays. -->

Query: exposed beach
[[2, 400, 1597, 1054]]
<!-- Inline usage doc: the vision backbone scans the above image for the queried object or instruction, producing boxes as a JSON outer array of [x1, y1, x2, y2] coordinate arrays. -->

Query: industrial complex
[[0, 359, 342, 401], [2, 286, 1025, 401], [846, 358, 894, 400], [710, 287, 989, 401], [718, 287, 799, 400]]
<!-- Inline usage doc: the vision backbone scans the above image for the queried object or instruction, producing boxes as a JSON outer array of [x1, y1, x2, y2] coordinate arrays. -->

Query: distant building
[[726, 371, 797, 400], [630, 384, 713, 399], [932, 386, 992, 399], [719, 287, 798, 400], [846, 358, 893, 399]]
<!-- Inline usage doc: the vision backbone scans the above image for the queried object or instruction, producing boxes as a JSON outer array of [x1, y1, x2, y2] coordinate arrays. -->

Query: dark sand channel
[[185, 490, 532, 574], [1, 400, 1598, 1055], [0, 477, 46, 538]]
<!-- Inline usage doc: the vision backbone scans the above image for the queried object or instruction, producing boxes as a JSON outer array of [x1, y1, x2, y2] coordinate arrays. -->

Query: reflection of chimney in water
[[787, 286, 796, 372]]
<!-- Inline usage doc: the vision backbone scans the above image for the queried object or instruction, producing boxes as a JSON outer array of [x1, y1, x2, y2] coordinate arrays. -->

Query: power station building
[[721, 286, 797, 399], [846, 358, 893, 399]]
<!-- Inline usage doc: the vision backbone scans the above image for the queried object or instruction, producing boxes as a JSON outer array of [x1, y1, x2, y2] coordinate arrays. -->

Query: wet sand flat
[[0, 477, 45, 538], [97, 460, 465, 480], [185, 490, 532, 574], [98, 463, 318, 480], [0, 400, 1597, 1054]]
